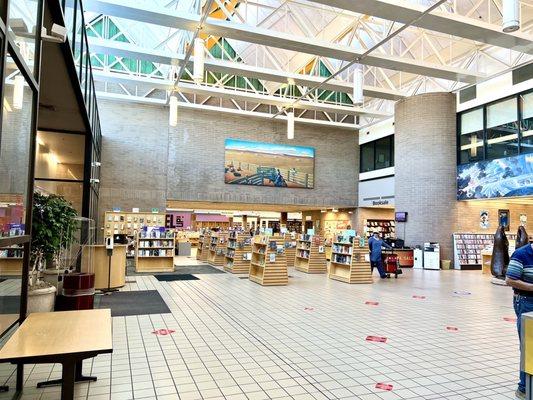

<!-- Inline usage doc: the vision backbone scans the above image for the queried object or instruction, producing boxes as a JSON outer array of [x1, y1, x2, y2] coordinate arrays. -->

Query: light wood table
[[0, 309, 112, 400]]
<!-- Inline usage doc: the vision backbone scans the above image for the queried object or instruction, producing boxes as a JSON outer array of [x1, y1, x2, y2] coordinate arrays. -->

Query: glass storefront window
[[360, 142, 374, 173], [459, 108, 484, 164], [0, 59, 34, 238], [34, 180, 83, 214], [375, 136, 392, 169], [486, 97, 519, 160], [35, 132, 85, 181], [520, 91, 533, 154], [7, 0, 38, 73]]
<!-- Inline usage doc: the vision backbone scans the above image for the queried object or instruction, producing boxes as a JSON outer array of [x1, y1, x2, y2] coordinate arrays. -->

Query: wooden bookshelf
[[208, 232, 228, 268], [224, 232, 252, 274], [294, 235, 327, 274], [329, 240, 372, 284], [249, 235, 287, 286], [135, 231, 175, 273], [197, 233, 211, 262], [0, 245, 23, 276], [284, 234, 297, 268], [104, 211, 166, 238]]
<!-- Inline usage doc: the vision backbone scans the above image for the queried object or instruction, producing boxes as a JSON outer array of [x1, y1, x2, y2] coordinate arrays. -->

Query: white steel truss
[[84, 0, 533, 129]]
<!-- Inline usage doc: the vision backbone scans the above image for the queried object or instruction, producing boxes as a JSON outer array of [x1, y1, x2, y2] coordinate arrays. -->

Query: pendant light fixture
[[353, 65, 363, 106], [502, 0, 520, 32], [192, 38, 205, 83], [169, 95, 178, 127], [13, 75, 24, 110], [287, 109, 295, 140]]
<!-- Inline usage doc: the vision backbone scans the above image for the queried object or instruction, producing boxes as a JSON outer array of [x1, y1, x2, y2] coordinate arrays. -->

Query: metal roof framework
[[84, 0, 533, 130]]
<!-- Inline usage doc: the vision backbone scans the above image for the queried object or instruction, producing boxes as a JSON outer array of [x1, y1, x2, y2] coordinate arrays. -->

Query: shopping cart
[[384, 251, 403, 279]]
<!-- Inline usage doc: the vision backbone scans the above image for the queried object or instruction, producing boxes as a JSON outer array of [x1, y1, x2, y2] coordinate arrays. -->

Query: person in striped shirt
[[506, 242, 533, 399]]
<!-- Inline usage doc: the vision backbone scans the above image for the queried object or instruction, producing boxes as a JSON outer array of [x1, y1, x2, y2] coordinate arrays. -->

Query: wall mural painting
[[457, 153, 533, 200], [224, 139, 315, 189]]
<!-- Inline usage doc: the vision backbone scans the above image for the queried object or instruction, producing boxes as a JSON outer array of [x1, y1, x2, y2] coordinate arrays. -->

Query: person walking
[[506, 242, 533, 399], [368, 231, 392, 279]]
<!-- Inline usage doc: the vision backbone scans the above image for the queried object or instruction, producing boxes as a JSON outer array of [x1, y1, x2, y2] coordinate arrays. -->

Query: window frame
[[359, 135, 394, 173]]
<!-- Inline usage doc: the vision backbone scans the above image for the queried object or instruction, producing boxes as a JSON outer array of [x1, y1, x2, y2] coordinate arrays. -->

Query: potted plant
[[28, 193, 78, 313]]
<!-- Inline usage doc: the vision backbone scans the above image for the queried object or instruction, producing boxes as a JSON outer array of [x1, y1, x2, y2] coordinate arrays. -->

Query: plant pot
[[27, 285, 57, 314]]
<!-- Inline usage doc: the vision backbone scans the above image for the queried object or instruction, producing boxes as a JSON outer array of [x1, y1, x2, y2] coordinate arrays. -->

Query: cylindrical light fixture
[[502, 0, 520, 32], [193, 38, 205, 83], [13, 75, 24, 110], [353, 65, 364, 106], [169, 95, 178, 127], [287, 110, 295, 140]]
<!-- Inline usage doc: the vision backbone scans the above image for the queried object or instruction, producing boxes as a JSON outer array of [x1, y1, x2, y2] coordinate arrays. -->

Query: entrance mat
[[155, 274, 199, 282], [0, 296, 20, 314], [96, 290, 170, 317], [174, 265, 225, 275]]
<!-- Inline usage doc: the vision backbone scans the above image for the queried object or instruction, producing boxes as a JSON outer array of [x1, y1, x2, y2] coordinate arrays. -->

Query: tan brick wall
[[456, 201, 533, 235], [394, 92, 458, 260]]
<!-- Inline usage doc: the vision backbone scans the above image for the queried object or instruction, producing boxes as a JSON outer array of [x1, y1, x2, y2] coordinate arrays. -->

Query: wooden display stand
[[481, 249, 492, 274], [81, 245, 126, 290], [208, 232, 228, 268], [284, 235, 296, 268], [135, 231, 175, 273], [197, 233, 211, 262], [294, 235, 327, 274], [224, 232, 252, 274], [249, 235, 287, 286], [329, 240, 372, 284]]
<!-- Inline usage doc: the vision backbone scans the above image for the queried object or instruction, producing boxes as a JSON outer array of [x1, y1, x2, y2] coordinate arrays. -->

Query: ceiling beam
[[96, 91, 359, 130], [92, 70, 391, 118], [307, 0, 533, 55], [84, 0, 484, 83], [88, 37, 406, 101]]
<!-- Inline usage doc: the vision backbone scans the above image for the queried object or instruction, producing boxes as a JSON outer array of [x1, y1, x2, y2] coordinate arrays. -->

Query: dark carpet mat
[[126, 264, 224, 276], [155, 274, 199, 282], [96, 290, 170, 317], [0, 279, 6, 283], [0, 296, 20, 314]]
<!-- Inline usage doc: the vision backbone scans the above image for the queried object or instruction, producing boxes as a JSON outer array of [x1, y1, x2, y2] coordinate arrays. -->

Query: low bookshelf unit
[[136, 229, 175, 273], [197, 233, 211, 263], [249, 235, 287, 286], [284, 234, 297, 268], [329, 238, 372, 284], [208, 232, 228, 268], [294, 234, 327, 274], [224, 232, 252, 274]]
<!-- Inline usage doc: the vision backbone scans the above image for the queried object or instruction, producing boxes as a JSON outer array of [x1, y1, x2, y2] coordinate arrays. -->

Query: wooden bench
[[0, 309, 112, 400]]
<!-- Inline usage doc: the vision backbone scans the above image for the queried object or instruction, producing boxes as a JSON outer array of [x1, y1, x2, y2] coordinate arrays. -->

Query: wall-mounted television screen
[[395, 212, 408, 222]]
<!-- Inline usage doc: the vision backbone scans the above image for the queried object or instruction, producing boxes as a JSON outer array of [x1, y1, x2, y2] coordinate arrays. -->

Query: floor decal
[[152, 329, 175, 336], [365, 301, 379, 306], [375, 383, 393, 391], [366, 336, 387, 343]]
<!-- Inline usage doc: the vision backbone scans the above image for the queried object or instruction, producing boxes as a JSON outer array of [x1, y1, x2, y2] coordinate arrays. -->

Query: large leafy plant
[[31, 192, 78, 265]]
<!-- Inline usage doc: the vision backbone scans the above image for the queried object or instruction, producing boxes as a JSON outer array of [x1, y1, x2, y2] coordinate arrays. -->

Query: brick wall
[[98, 100, 359, 222], [456, 201, 533, 235], [394, 92, 458, 260]]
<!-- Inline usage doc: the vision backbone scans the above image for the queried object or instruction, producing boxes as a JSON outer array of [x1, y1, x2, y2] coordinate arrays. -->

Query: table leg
[[61, 360, 76, 400], [37, 360, 97, 388]]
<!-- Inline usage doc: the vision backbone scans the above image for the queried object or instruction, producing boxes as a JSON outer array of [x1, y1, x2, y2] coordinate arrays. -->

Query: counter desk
[[81, 244, 127, 290]]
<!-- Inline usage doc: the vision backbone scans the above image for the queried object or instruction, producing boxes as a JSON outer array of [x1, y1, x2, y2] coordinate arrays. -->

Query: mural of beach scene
[[457, 153, 533, 200], [224, 139, 315, 189]]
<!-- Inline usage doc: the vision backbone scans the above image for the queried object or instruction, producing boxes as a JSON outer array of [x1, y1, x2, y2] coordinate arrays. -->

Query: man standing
[[368, 232, 392, 279], [505, 242, 533, 399]]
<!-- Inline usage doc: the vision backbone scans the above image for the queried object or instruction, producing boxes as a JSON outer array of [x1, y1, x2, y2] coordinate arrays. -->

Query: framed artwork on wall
[[498, 209, 510, 231], [479, 210, 489, 229], [224, 139, 315, 188]]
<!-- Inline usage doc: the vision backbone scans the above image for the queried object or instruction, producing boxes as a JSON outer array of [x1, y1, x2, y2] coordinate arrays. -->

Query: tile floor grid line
[[165, 279, 322, 399], [185, 280, 340, 400]]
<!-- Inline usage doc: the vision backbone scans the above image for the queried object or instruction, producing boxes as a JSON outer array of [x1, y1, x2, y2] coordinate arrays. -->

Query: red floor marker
[[152, 329, 175, 336], [412, 295, 426, 299], [503, 317, 517, 323], [375, 383, 393, 391], [365, 301, 379, 306], [304, 307, 314, 311], [446, 326, 459, 331], [366, 336, 387, 343]]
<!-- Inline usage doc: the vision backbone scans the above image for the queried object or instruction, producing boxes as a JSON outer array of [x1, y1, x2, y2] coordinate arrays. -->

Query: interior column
[[394, 92, 458, 261]]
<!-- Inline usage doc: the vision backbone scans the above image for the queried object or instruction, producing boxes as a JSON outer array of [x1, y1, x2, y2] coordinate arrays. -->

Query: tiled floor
[[9, 267, 523, 399]]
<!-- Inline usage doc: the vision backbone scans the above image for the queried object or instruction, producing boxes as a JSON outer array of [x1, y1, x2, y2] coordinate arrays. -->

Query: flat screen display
[[395, 212, 408, 222]]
